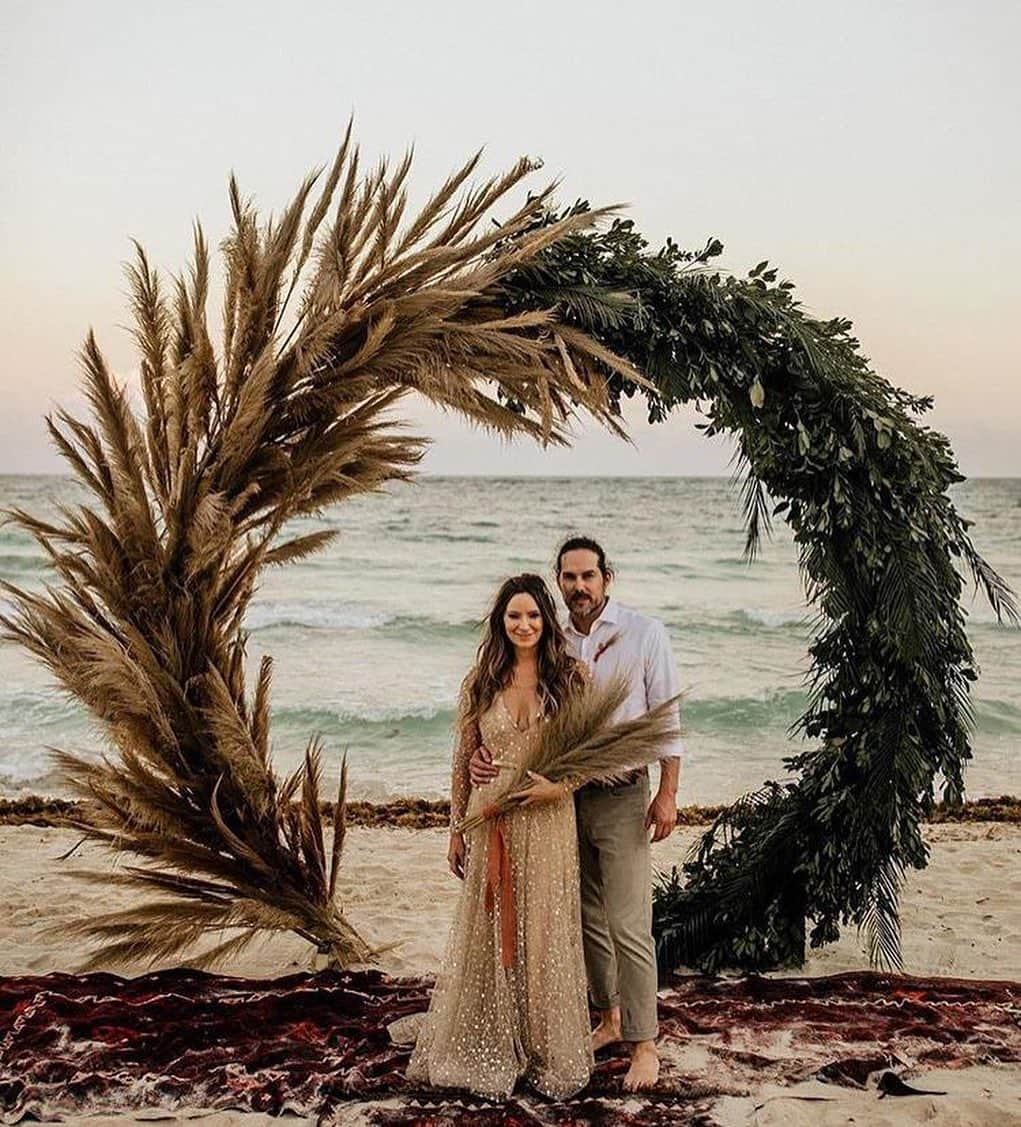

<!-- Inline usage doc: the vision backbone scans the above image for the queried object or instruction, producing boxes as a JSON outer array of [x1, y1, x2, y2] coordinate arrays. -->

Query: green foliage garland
[[498, 208, 1018, 972]]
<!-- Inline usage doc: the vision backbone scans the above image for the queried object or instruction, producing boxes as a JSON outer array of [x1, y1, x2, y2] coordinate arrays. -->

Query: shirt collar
[[565, 597, 619, 636]]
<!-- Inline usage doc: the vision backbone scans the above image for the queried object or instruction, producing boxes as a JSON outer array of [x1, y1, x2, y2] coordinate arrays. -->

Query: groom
[[470, 536, 683, 1091]]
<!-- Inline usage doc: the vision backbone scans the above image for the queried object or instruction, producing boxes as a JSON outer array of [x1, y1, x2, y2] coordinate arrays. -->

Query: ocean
[[1, 475, 1018, 806]]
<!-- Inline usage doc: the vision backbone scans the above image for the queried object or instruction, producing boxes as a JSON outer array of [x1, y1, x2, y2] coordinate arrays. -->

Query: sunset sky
[[1, 0, 1017, 476]]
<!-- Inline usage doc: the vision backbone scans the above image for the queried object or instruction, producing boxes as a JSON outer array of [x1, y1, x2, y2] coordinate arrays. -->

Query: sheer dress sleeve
[[450, 680, 481, 831]]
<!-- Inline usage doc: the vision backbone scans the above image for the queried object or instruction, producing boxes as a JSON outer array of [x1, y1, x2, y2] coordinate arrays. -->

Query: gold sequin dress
[[404, 690, 593, 1100]]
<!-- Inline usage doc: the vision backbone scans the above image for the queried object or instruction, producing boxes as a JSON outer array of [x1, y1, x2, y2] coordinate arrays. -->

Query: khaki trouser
[[575, 775, 659, 1042]]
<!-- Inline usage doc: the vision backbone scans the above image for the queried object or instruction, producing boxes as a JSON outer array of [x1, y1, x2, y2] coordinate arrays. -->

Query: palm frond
[[328, 753, 348, 901], [735, 456, 772, 563], [861, 856, 904, 971]]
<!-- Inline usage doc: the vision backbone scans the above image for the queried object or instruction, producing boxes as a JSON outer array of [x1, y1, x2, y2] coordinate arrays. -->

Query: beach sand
[[2, 821, 1019, 1124]]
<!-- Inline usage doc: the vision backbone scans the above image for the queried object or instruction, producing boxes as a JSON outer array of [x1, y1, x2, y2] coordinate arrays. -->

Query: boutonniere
[[592, 632, 620, 665]]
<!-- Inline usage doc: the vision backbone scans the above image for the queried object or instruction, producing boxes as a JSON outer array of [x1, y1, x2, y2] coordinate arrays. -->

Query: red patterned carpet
[[0, 969, 1017, 1125]]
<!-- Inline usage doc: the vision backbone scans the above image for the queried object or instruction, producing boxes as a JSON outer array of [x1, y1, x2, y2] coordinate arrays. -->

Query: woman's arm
[[450, 681, 481, 831], [448, 681, 480, 879]]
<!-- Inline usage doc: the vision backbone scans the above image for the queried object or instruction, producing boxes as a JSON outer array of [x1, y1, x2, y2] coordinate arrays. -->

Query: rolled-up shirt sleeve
[[644, 622, 685, 761]]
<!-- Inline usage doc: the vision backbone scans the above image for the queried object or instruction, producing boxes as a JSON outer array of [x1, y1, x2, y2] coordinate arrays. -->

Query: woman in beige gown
[[404, 573, 593, 1100]]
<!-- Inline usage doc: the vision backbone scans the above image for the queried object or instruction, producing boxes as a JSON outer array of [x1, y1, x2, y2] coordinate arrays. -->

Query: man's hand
[[469, 743, 499, 786], [644, 790, 678, 843], [447, 831, 466, 879]]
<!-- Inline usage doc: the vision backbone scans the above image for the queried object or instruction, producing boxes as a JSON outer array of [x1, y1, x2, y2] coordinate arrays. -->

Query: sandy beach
[[4, 821, 1019, 983], [1, 820, 1019, 1124]]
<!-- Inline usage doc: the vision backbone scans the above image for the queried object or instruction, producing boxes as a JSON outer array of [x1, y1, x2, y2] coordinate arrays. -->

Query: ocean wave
[[974, 697, 1021, 736], [271, 690, 1021, 739], [0, 757, 69, 791], [386, 614, 480, 641], [733, 608, 809, 629], [0, 553, 46, 576], [683, 688, 809, 731], [0, 689, 86, 728], [681, 691, 1021, 738], [656, 607, 810, 637], [246, 602, 396, 632], [245, 603, 480, 638], [271, 691, 816, 741], [643, 562, 699, 577], [399, 532, 496, 543], [271, 702, 456, 730]]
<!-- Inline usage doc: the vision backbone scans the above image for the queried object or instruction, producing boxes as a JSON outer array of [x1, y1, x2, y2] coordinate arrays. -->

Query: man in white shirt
[[470, 537, 682, 1091]]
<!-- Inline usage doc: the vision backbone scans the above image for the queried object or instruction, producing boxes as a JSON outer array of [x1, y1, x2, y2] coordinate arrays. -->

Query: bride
[[403, 573, 593, 1100]]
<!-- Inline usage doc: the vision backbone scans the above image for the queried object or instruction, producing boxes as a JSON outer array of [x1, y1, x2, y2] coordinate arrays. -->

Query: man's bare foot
[[622, 1040, 659, 1091], [591, 1017, 622, 1053]]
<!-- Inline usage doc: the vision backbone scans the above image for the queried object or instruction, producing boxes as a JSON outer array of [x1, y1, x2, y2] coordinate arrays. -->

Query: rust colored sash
[[481, 803, 517, 968]]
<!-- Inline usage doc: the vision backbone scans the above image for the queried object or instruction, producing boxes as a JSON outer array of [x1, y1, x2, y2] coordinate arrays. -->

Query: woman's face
[[503, 592, 544, 651]]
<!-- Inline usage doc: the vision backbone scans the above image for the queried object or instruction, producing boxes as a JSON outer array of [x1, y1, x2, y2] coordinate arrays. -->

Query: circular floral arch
[[2, 135, 1015, 972], [501, 210, 1019, 970]]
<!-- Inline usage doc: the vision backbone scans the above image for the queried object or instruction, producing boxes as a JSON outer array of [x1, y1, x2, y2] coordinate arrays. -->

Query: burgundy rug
[[0, 969, 1017, 1125]]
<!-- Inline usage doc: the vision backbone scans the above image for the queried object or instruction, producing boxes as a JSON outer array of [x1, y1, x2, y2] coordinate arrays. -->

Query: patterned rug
[[0, 969, 1017, 1125]]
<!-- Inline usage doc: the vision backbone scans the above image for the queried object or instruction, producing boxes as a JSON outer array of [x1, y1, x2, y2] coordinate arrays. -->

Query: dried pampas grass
[[0, 123, 638, 970], [459, 676, 682, 833]]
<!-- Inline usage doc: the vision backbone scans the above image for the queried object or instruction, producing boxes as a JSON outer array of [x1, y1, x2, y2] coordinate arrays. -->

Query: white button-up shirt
[[563, 599, 684, 762]]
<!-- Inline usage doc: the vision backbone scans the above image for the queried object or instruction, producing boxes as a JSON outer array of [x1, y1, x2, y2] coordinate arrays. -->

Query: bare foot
[[591, 1017, 622, 1053], [622, 1040, 659, 1091]]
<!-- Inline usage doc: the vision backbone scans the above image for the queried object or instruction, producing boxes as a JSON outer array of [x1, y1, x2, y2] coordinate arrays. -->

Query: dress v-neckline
[[499, 690, 541, 734]]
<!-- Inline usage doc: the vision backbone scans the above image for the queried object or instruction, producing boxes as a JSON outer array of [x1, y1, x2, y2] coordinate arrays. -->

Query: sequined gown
[[404, 690, 593, 1100]]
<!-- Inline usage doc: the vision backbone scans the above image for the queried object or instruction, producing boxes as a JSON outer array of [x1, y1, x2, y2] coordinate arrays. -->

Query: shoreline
[[2, 792, 1020, 829]]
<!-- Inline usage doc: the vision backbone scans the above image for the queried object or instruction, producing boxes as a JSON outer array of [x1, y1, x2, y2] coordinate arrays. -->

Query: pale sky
[[1, 0, 1018, 476]]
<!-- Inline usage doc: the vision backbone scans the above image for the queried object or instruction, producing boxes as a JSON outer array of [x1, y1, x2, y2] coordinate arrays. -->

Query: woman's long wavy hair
[[464, 574, 585, 723]]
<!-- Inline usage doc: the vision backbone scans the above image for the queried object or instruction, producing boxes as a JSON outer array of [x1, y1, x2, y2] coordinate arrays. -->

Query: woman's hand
[[447, 831, 466, 879], [509, 771, 569, 807]]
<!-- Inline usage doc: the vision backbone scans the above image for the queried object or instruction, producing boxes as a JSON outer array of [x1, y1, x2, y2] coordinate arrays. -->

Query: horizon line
[[0, 470, 1019, 482]]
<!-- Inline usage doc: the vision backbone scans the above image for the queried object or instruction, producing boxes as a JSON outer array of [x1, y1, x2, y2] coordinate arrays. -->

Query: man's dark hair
[[555, 536, 613, 578]]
